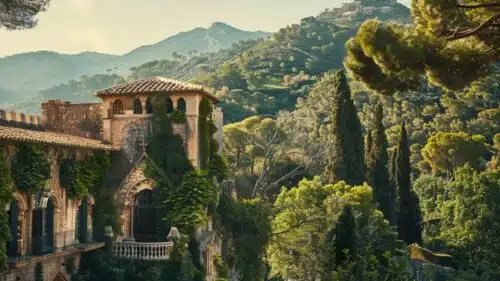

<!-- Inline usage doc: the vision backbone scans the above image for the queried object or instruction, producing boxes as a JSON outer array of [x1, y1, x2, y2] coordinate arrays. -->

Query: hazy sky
[[0, 0, 410, 58]]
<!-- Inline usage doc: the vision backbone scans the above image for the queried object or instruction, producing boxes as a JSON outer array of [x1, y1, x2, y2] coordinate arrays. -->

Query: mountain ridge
[[0, 22, 271, 105]]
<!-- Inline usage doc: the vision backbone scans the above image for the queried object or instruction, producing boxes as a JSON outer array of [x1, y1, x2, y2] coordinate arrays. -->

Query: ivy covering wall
[[60, 151, 110, 200], [0, 148, 13, 270], [12, 143, 51, 194]]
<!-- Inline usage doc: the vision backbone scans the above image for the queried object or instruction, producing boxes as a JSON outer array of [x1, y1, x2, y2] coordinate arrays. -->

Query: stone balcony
[[111, 241, 174, 261]]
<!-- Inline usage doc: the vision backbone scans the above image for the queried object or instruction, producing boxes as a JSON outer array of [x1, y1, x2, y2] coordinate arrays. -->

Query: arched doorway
[[76, 197, 89, 243], [32, 198, 54, 255], [133, 190, 155, 242], [7, 200, 20, 257]]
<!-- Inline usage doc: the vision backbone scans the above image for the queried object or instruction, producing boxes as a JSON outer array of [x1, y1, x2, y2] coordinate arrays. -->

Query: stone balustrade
[[111, 241, 174, 261]]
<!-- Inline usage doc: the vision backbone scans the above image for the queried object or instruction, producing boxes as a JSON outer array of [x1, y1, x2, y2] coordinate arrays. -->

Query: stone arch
[[12, 193, 28, 212], [48, 193, 63, 212]]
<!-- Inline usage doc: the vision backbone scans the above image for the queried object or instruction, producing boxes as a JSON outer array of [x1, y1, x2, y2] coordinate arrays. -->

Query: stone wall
[[1, 143, 101, 281], [0, 110, 44, 130], [41, 100, 102, 140]]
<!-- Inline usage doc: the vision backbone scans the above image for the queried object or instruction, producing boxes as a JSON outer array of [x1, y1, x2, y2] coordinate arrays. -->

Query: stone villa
[[0, 77, 224, 281]]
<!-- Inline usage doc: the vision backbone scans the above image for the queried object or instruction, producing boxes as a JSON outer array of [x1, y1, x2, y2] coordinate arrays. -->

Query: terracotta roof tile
[[0, 126, 120, 151], [95, 76, 218, 101]]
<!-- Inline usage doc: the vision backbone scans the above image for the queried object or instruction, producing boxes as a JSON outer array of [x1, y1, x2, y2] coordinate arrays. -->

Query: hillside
[[0, 22, 270, 107], [6, 1, 411, 116]]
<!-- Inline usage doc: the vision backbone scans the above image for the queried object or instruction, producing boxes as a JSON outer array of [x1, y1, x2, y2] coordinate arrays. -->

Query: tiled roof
[[95, 76, 218, 101], [0, 126, 120, 151]]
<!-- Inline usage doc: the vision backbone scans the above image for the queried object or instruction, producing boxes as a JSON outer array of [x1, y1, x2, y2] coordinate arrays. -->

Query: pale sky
[[0, 0, 410, 58]]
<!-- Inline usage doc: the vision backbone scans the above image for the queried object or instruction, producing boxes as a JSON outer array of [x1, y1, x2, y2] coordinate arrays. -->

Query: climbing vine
[[208, 154, 230, 183], [12, 143, 51, 194], [169, 109, 187, 124], [60, 151, 110, 200], [0, 148, 13, 270], [198, 98, 217, 170]]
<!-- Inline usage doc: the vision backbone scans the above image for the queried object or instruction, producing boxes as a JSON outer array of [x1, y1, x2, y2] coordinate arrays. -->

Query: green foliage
[[60, 152, 110, 200], [396, 123, 422, 245], [165, 170, 218, 233], [344, 1, 499, 93], [0, 0, 50, 30], [92, 186, 122, 241], [0, 149, 13, 271], [169, 110, 187, 124], [322, 204, 357, 278], [208, 154, 229, 183], [439, 166, 500, 278], [198, 98, 216, 170], [268, 177, 397, 281], [213, 255, 229, 280], [12, 143, 50, 194], [322, 70, 364, 186], [366, 104, 396, 225], [422, 132, 488, 174], [217, 193, 271, 281]]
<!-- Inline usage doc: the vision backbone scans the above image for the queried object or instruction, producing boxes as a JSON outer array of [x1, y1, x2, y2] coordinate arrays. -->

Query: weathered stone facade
[[0, 141, 104, 281], [41, 100, 102, 140], [1, 77, 224, 281]]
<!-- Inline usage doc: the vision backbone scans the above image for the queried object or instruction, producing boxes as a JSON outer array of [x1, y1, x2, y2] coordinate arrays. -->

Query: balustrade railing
[[111, 241, 174, 261]]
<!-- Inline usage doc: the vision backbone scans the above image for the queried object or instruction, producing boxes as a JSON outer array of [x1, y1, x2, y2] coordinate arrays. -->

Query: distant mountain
[[0, 22, 270, 107]]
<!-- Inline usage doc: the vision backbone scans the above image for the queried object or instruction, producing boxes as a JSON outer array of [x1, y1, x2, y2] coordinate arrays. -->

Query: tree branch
[[445, 13, 500, 41], [446, 0, 500, 10]]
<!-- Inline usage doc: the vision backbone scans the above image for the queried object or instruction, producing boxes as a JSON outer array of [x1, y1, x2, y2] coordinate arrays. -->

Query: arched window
[[177, 98, 187, 113], [76, 197, 89, 243], [133, 98, 143, 114], [32, 198, 54, 255], [166, 98, 174, 113], [146, 98, 153, 114], [7, 200, 20, 257], [134, 190, 155, 242], [112, 100, 124, 115]]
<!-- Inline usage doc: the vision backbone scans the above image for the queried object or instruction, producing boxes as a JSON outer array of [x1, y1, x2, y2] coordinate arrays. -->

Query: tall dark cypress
[[396, 122, 422, 244], [364, 130, 373, 184], [388, 148, 398, 227], [322, 204, 357, 277], [324, 70, 364, 186], [368, 103, 396, 225]]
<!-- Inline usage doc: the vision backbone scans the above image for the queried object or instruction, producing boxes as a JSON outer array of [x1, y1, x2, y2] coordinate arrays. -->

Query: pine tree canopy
[[0, 0, 50, 30], [344, 0, 500, 94]]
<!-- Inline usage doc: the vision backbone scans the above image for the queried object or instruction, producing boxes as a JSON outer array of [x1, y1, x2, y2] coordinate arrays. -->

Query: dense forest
[[2, 0, 500, 281]]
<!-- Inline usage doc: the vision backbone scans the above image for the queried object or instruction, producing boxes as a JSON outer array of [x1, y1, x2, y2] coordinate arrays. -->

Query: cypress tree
[[324, 70, 364, 186], [396, 122, 423, 244], [367, 103, 396, 225], [322, 205, 357, 278], [388, 148, 398, 226], [364, 130, 373, 184]]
